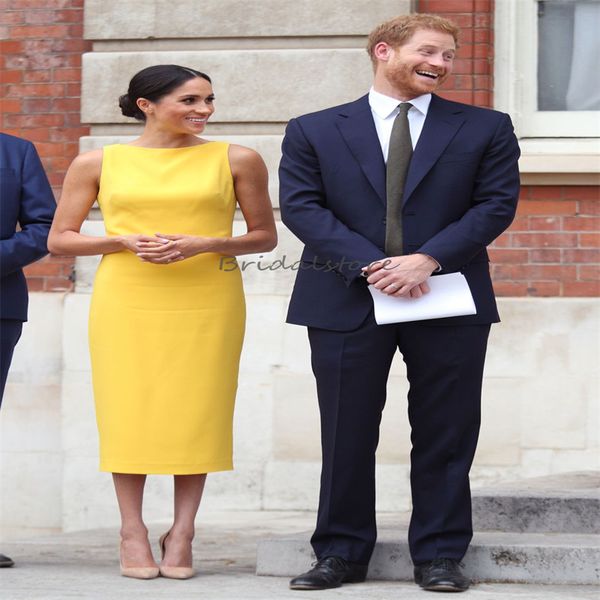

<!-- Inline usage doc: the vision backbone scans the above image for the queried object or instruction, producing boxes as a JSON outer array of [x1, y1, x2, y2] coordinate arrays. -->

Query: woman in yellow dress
[[48, 65, 277, 580]]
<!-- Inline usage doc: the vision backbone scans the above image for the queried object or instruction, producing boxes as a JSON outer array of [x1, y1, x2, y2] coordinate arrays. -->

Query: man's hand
[[362, 253, 439, 298]]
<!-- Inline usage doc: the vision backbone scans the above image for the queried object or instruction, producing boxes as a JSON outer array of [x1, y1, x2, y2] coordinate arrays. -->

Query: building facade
[[1, 0, 598, 537]]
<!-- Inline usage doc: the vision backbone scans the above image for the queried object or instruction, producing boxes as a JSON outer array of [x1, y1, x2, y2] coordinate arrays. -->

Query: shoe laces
[[428, 558, 464, 571], [312, 556, 348, 571]]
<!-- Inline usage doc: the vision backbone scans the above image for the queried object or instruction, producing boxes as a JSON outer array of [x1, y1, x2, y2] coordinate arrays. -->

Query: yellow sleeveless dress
[[89, 142, 245, 474]]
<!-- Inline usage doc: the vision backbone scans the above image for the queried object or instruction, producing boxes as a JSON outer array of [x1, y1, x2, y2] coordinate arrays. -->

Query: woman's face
[[141, 76, 215, 134]]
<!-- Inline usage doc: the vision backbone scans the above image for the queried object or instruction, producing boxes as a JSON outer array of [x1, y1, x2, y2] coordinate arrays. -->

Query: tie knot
[[397, 103, 411, 115]]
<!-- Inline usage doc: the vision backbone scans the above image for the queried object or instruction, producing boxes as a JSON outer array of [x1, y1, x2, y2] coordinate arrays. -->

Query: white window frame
[[495, 0, 600, 138]]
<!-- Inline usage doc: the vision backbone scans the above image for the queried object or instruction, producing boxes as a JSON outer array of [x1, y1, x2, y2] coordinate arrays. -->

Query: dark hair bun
[[118, 93, 145, 121]]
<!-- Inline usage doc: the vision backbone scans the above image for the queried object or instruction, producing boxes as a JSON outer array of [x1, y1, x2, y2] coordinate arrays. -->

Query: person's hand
[[135, 233, 215, 264], [120, 234, 182, 264], [362, 253, 438, 298]]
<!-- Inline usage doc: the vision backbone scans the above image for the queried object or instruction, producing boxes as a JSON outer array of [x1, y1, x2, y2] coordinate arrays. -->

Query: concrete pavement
[[1, 510, 598, 600]]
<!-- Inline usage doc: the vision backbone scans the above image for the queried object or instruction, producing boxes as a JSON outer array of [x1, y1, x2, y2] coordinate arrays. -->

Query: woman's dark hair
[[118, 64, 212, 121]]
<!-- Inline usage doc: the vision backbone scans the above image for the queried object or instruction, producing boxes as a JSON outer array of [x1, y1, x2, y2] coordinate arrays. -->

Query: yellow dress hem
[[99, 459, 233, 475]]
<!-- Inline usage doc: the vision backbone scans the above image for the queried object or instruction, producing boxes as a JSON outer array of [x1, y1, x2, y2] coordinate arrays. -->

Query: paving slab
[[1, 511, 598, 600]]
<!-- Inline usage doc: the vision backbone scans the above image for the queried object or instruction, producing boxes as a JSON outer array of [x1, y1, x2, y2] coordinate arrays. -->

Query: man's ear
[[373, 42, 392, 63]]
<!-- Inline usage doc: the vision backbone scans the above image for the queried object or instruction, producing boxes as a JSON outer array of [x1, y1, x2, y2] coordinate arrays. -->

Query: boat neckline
[[115, 142, 215, 150]]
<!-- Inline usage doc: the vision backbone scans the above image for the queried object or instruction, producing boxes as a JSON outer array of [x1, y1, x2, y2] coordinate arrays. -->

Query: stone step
[[256, 529, 600, 585], [472, 471, 600, 534]]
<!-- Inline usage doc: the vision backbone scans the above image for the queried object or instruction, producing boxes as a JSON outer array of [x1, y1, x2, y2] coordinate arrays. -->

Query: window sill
[[519, 139, 600, 185]]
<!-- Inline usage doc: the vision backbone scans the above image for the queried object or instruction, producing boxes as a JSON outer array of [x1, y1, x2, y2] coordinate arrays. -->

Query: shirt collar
[[368, 87, 432, 119]]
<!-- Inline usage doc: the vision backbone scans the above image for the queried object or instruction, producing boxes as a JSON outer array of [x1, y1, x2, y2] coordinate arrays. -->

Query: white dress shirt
[[368, 88, 432, 161]]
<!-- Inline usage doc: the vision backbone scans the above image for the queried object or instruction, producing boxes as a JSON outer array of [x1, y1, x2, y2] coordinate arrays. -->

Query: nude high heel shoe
[[158, 531, 195, 579], [119, 542, 159, 579]]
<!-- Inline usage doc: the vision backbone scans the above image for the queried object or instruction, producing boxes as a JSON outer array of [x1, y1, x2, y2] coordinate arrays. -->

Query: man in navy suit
[[0, 133, 55, 567], [280, 14, 519, 593]]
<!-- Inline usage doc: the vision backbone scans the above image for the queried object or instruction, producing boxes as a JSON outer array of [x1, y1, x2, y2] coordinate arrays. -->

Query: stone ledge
[[472, 472, 600, 534], [257, 530, 600, 584]]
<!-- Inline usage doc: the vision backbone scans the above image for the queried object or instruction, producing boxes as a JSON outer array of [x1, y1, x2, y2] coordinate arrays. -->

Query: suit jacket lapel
[[403, 94, 466, 202], [335, 96, 386, 204]]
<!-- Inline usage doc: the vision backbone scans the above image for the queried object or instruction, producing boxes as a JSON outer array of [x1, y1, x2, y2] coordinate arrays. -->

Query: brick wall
[[0, 0, 91, 292], [419, 0, 599, 297], [2, 1, 598, 297]]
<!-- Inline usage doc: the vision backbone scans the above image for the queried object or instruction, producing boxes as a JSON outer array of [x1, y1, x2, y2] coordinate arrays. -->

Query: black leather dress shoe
[[414, 558, 470, 592], [289, 556, 368, 590], [0, 553, 14, 568]]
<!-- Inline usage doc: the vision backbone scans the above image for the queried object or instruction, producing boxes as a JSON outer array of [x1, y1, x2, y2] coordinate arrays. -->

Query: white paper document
[[368, 272, 477, 324]]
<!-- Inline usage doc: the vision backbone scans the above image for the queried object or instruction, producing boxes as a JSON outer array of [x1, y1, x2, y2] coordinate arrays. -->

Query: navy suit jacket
[[0, 133, 55, 321], [279, 94, 520, 331]]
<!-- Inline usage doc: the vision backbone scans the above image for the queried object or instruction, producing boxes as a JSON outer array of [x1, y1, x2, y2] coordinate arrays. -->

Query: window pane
[[538, 0, 600, 111]]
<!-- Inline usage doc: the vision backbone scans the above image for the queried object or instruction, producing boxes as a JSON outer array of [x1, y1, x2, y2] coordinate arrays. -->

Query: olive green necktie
[[385, 102, 413, 257]]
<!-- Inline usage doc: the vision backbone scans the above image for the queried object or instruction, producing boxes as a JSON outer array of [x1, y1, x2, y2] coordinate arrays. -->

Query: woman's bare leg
[[112, 473, 157, 568], [161, 474, 207, 567]]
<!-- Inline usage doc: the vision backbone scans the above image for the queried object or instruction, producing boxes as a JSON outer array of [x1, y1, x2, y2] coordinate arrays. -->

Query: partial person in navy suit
[[280, 14, 520, 593], [0, 133, 55, 568]]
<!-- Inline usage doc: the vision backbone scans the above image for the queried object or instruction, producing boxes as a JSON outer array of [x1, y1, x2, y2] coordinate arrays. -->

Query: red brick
[[26, 278, 45, 292], [563, 216, 600, 231], [0, 40, 22, 53], [473, 75, 491, 89], [563, 281, 600, 296], [527, 185, 564, 200], [448, 14, 474, 28], [52, 97, 80, 112], [452, 59, 474, 74], [528, 216, 562, 231], [68, 23, 83, 37], [512, 233, 578, 248], [578, 200, 600, 215], [488, 248, 529, 264], [0, 11, 24, 25], [493, 281, 528, 296], [1, 70, 22, 83], [473, 44, 491, 59], [579, 233, 600, 247], [22, 98, 53, 112], [474, 29, 490, 43], [0, 98, 21, 112], [530, 249, 561, 263], [438, 90, 473, 103], [421, 0, 475, 11], [474, 13, 492, 28], [6, 83, 65, 97], [4, 113, 65, 128], [55, 10, 84, 23], [473, 91, 491, 107], [23, 70, 52, 82], [517, 200, 577, 216], [563, 249, 600, 263], [564, 187, 600, 201], [65, 83, 82, 96], [452, 75, 474, 90], [526, 282, 562, 297], [473, 58, 491, 74], [490, 232, 511, 247], [495, 264, 576, 281], [10, 24, 70, 38], [53, 67, 81, 82], [474, 0, 492, 11], [24, 10, 56, 24], [579, 265, 600, 281], [4, 55, 28, 69], [23, 261, 63, 277]]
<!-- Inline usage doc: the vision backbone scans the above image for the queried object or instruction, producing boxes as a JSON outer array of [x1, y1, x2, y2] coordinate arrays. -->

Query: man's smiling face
[[377, 28, 456, 100]]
